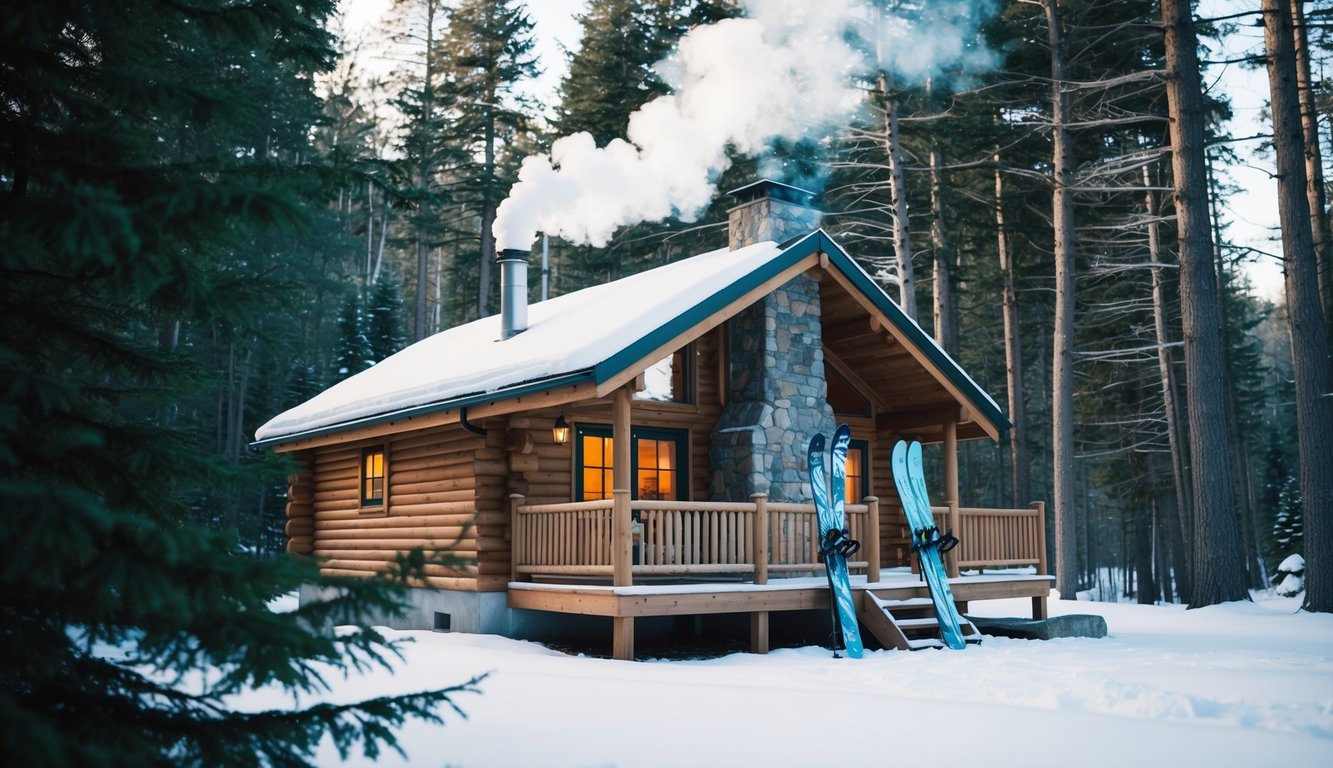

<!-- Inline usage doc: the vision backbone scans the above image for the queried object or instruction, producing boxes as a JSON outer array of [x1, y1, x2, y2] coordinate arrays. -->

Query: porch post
[[943, 417, 961, 579], [612, 385, 634, 660], [865, 496, 881, 583], [750, 492, 769, 654], [1032, 500, 1049, 620]]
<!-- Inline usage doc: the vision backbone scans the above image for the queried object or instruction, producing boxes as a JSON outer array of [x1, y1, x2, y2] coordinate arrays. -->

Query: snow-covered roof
[[254, 230, 1007, 446], [255, 239, 788, 444]]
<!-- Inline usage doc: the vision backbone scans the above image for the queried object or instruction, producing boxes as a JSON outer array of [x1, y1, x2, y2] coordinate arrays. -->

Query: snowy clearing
[[240, 593, 1333, 767]]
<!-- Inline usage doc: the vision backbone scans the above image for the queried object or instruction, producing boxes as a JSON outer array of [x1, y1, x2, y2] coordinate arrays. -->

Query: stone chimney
[[727, 179, 822, 250], [710, 180, 834, 503], [497, 248, 529, 340]]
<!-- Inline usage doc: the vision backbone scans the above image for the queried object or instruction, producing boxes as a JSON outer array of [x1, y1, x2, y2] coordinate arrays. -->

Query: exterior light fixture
[[552, 415, 570, 445]]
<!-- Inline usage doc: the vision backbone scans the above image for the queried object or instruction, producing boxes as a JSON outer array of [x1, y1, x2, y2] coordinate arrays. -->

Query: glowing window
[[576, 426, 686, 501], [581, 433, 615, 501], [845, 441, 867, 505], [361, 447, 386, 507]]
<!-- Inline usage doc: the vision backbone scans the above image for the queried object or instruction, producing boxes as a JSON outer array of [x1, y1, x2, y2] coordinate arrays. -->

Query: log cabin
[[255, 180, 1051, 659]]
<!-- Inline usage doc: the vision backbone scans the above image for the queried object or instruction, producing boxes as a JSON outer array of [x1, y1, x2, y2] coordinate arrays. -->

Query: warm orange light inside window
[[845, 447, 864, 504], [362, 448, 385, 506], [637, 438, 677, 500], [581, 435, 614, 501]]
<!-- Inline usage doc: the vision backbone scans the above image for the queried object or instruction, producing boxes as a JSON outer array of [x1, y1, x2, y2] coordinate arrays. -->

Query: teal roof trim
[[250, 369, 596, 448], [593, 229, 1007, 437], [591, 232, 825, 386], [816, 232, 1011, 435]]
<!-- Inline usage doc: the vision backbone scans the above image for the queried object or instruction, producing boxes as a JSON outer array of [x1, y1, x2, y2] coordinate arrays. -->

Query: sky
[[338, 0, 1288, 299], [238, 587, 1333, 767]]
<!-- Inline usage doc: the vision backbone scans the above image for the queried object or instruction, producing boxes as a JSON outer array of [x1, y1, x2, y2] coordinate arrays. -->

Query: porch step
[[858, 592, 949, 651]]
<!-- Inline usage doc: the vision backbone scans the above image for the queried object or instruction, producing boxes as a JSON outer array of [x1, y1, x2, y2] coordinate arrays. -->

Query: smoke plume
[[493, 0, 995, 251]]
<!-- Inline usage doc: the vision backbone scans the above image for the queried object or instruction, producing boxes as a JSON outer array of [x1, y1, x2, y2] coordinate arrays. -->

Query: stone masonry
[[710, 180, 832, 503]]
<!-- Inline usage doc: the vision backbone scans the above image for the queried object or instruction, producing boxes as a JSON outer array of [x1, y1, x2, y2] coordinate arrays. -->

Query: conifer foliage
[[0, 2, 478, 765]]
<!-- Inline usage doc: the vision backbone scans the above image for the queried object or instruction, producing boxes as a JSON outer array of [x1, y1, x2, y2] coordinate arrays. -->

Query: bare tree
[[1263, 0, 1333, 613], [1161, 0, 1248, 607]]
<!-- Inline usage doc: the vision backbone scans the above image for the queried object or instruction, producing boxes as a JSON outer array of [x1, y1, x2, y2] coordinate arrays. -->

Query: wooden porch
[[508, 493, 1051, 659]]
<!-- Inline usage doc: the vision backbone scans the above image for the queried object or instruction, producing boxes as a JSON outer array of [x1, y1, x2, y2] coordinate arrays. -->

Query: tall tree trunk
[[1144, 164, 1194, 600], [1264, 0, 1333, 613], [413, 0, 438, 342], [995, 157, 1029, 509], [1044, 0, 1078, 601], [930, 141, 956, 355], [886, 96, 914, 318], [478, 98, 497, 318], [1162, 0, 1248, 607], [1289, 0, 1332, 329]]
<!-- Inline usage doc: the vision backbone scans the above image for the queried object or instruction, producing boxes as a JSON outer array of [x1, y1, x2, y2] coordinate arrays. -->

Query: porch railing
[[510, 494, 875, 585], [925, 501, 1047, 576], [512, 495, 1048, 585]]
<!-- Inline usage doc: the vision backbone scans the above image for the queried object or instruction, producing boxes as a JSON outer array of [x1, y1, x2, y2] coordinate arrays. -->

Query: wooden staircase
[[858, 592, 983, 651]]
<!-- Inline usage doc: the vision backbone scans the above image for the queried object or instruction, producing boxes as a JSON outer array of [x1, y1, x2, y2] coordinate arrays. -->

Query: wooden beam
[[820, 266, 1002, 441], [823, 346, 892, 412], [876, 406, 966, 436], [612, 616, 635, 661]]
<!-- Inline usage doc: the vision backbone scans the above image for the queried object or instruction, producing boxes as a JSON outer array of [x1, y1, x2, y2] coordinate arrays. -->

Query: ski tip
[[891, 439, 906, 465], [809, 433, 826, 453]]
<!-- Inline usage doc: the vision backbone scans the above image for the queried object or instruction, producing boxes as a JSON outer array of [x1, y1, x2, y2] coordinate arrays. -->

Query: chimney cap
[[727, 178, 818, 208], [497, 248, 531, 263]]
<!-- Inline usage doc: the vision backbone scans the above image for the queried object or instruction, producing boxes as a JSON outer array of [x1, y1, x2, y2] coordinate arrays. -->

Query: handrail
[[512, 495, 1044, 583]]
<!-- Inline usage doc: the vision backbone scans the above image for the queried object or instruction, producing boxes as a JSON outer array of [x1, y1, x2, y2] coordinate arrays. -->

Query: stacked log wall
[[284, 457, 315, 555], [304, 426, 489, 591]]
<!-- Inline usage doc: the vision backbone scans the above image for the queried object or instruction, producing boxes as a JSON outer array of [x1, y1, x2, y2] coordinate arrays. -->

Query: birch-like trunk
[[995, 157, 1029, 509], [1143, 164, 1193, 600]]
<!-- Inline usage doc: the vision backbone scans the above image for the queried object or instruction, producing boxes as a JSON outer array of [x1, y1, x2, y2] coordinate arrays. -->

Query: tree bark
[[478, 89, 497, 318], [1263, 0, 1333, 613], [995, 157, 1029, 509], [1044, 0, 1078, 601], [1161, 0, 1248, 607], [930, 134, 957, 355], [1288, 0, 1332, 330], [886, 95, 915, 319]]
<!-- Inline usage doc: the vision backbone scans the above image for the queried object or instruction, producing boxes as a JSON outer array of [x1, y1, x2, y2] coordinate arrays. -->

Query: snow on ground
[[237, 594, 1333, 767]]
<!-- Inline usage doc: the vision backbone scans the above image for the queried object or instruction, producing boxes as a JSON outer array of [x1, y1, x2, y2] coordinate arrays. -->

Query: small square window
[[362, 447, 385, 508]]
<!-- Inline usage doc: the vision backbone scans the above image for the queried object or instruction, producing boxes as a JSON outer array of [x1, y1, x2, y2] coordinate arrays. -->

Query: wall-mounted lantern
[[552, 415, 570, 445]]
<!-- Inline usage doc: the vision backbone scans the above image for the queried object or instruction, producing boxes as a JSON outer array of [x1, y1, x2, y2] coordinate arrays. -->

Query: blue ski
[[891, 440, 968, 650], [812, 426, 863, 658]]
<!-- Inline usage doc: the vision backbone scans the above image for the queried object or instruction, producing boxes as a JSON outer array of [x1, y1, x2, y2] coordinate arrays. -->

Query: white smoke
[[493, 0, 995, 251]]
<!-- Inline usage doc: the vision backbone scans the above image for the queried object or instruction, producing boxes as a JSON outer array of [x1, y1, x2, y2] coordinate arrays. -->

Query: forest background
[[3, 1, 1331, 764], [236, 0, 1331, 605]]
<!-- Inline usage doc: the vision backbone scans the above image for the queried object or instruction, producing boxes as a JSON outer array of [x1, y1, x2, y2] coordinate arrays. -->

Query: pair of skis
[[891, 440, 970, 650], [809, 425, 864, 658]]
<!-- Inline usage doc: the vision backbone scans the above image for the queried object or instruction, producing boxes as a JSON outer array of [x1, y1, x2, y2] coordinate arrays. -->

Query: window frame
[[632, 343, 696, 406], [360, 445, 387, 512], [574, 424, 690, 501]]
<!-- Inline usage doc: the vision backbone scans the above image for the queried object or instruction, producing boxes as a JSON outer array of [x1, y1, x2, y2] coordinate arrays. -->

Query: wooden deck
[[508, 571, 1052, 659], [508, 494, 1049, 659]]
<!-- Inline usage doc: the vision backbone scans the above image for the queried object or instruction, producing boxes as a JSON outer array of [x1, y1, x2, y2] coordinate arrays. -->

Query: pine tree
[[441, 0, 539, 320], [368, 277, 409, 361], [335, 293, 375, 379], [0, 3, 479, 764], [1273, 475, 1304, 556]]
